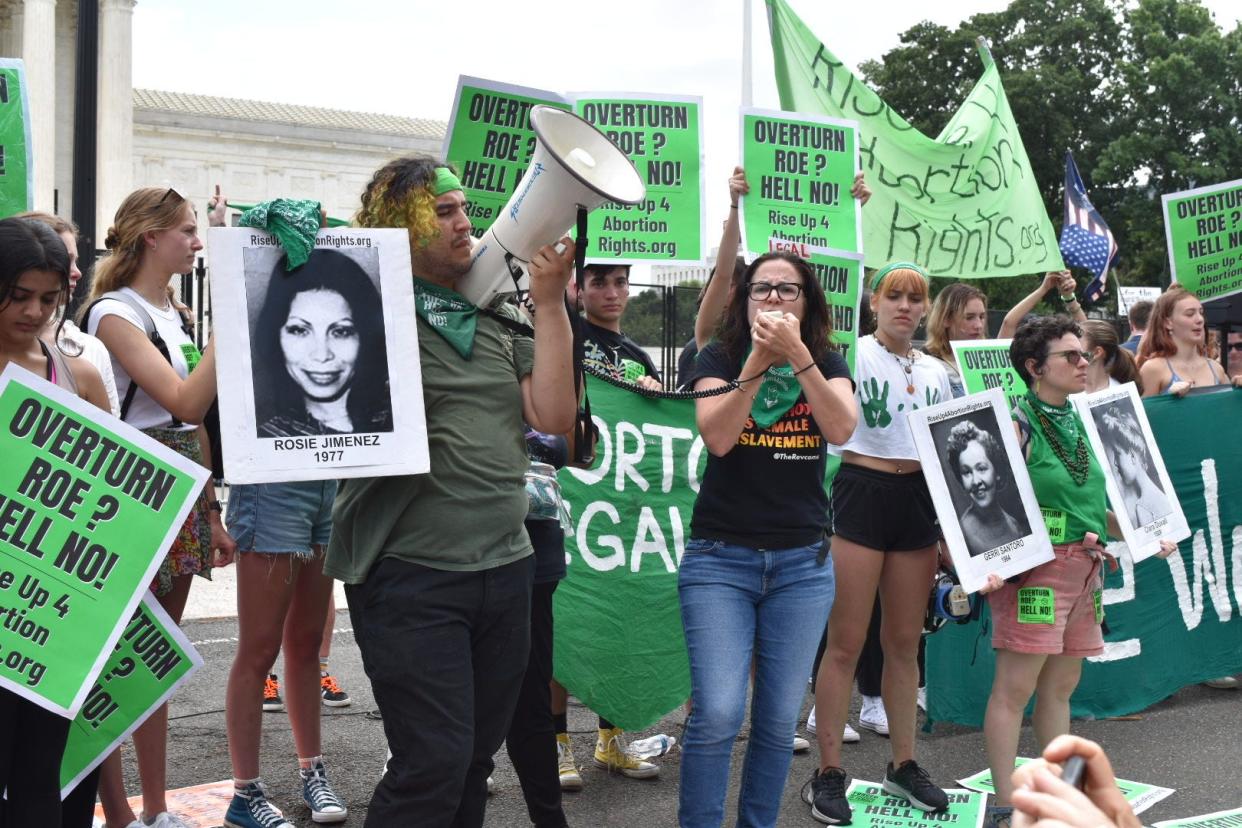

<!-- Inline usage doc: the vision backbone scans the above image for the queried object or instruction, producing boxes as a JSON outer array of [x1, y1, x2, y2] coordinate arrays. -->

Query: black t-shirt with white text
[[582, 320, 661, 382], [689, 342, 852, 549]]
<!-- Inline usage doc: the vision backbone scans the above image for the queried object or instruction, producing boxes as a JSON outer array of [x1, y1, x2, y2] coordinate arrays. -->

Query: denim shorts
[[225, 480, 338, 557]]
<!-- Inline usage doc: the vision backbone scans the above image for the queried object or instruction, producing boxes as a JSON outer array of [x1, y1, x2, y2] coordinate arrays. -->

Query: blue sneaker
[[224, 781, 293, 828], [301, 759, 348, 823]]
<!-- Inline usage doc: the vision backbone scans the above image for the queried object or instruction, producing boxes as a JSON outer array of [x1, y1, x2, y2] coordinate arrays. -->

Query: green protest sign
[[442, 76, 571, 237], [0, 59, 33, 218], [951, 339, 1027, 409], [1154, 808, 1242, 828], [766, 0, 1063, 278], [811, 248, 862, 372], [574, 94, 704, 264], [928, 390, 1242, 727], [0, 365, 208, 717], [957, 758, 1175, 815], [847, 780, 985, 828], [1161, 179, 1242, 301], [554, 381, 704, 730], [740, 107, 861, 257], [60, 594, 202, 795]]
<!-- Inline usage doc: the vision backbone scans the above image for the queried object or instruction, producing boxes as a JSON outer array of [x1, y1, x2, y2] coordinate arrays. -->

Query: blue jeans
[[677, 538, 835, 828]]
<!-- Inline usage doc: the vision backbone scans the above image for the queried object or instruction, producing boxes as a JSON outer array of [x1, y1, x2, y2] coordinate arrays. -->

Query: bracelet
[[734, 370, 765, 388], [1060, 294, 1077, 303], [792, 361, 816, 376], [729, 203, 738, 210]]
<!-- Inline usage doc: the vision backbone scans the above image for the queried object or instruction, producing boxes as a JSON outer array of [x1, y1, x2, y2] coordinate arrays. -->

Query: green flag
[[0, 59, 32, 218], [765, 0, 1064, 278]]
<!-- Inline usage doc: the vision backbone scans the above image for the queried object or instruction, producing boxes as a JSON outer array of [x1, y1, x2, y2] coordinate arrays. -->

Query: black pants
[[0, 688, 71, 826], [813, 598, 925, 695], [347, 555, 534, 828], [505, 581, 568, 828]]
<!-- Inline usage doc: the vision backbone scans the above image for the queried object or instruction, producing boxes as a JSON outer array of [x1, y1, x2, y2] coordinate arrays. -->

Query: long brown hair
[[1082, 319, 1141, 393], [84, 187, 192, 310], [714, 252, 834, 366], [1136, 285, 1204, 368], [925, 283, 987, 362]]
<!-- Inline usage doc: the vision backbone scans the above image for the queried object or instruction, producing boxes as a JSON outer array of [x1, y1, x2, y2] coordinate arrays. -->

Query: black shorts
[[831, 463, 940, 552]]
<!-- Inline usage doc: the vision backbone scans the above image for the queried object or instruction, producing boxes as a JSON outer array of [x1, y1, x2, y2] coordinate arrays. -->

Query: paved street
[[98, 571, 1242, 827]]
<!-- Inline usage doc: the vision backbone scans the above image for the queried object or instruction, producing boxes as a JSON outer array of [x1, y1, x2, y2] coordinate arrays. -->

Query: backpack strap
[[83, 291, 184, 428]]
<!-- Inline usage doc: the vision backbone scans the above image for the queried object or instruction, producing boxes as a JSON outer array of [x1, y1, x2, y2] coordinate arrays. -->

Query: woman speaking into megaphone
[[328, 155, 579, 827], [678, 251, 857, 826]]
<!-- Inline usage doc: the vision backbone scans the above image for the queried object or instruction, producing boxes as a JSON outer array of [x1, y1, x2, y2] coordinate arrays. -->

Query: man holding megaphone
[[324, 156, 579, 828]]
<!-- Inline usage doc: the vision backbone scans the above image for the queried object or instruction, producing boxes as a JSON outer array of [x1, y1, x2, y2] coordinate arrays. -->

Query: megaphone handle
[[574, 206, 589, 288]]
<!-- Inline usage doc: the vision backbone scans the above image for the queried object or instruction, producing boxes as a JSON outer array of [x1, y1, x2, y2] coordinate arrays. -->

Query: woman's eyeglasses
[[747, 281, 803, 301], [1048, 349, 1093, 366]]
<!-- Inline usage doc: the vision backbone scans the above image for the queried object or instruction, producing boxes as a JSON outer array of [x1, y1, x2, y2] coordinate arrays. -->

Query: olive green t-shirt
[[325, 306, 535, 583]]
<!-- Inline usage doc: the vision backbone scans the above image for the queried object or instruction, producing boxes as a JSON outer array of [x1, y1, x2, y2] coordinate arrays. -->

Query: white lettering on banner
[[574, 500, 626, 571], [631, 507, 679, 573], [687, 435, 704, 495], [565, 415, 612, 486], [615, 422, 648, 492], [1088, 546, 1141, 664], [642, 424, 695, 493], [1164, 460, 1237, 629], [567, 499, 686, 574], [565, 417, 706, 495]]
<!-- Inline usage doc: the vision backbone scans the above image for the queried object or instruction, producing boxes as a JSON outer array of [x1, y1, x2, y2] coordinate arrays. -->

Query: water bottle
[[627, 733, 676, 759]]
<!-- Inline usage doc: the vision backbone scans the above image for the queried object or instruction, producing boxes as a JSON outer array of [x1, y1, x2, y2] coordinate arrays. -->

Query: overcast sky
[[133, 0, 1239, 267]]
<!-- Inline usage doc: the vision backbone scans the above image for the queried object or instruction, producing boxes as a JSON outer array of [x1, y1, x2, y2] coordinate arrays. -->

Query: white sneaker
[[806, 705, 817, 734], [843, 723, 861, 743], [142, 813, 191, 828], [486, 776, 494, 795], [1203, 676, 1239, 690], [793, 735, 810, 753], [918, 686, 928, 711], [858, 696, 890, 736]]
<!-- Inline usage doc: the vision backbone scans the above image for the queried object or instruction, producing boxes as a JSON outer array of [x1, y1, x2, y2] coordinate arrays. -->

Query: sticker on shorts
[[1041, 508, 1068, 544], [1017, 587, 1056, 625], [180, 343, 201, 373], [1094, 590, 1104, 624]]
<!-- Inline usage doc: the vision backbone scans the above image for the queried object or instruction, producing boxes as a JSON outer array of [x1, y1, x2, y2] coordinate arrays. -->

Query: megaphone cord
[[583, 362, 744, 400]]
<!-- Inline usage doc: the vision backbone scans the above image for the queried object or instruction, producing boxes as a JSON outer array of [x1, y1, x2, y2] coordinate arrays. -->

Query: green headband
[[433, 167, 464, 196], [869, 261, 930, 292]]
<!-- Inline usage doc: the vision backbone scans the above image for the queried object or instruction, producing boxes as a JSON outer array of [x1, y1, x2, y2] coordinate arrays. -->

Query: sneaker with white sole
[[224, 781, 294, 828], [883, 759, 948, 813], [858, 696, 889, 736], [320, 672, 351, 707], [807, 704, 817, 733], [842, 723, 861, 743], [143, 814, 191, 828], [594, 727, 659, 778], [1203, 676, 1239, 690], [300, 760, 347, 823], [918, 686, 928, 711], [557, 733, 583, 791], [802, 767, 851, 824], [793, 735, 811, 753], [262, 674, 284, 713]]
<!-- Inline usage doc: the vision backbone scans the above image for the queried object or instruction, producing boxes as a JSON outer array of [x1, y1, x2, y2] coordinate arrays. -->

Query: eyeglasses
[[1227, 341, 1242, 353], [747, 281, 803, 302], [1048, 349, 1093, 366]]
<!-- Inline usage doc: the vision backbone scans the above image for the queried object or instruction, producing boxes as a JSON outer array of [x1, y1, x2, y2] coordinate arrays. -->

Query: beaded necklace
[[875, 334, 916, 395], [1025, 391, 1090, 486]]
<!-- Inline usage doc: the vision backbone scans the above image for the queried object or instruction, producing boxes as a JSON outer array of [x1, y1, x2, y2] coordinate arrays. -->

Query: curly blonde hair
[[355, 156, 447, 248]]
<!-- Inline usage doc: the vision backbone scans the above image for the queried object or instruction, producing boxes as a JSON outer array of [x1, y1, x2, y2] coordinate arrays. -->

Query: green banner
[[442, 76, 571, 238], [1155, 808, 1242, 828], [957, 758, 1175, 815], [60, 594, 202, 796], [1161, 179, 1242, 301], [574, 94, 704, 264], [951, 339, 1027, 409], [554, 381, 704, 730], [0, 59, 32, 218], [927, 389, 1242, 727], [740, 108, 861, 256], [846, 780, 985, 828], [765, 0, 1063, 278], [0, 365, 209, 717]]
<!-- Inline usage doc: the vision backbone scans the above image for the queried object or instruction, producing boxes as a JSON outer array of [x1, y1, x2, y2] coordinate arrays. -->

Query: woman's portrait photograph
[[931, 409, 1031, 557], [245, 247, 393, 438], [1091, 397, 1172, 528]]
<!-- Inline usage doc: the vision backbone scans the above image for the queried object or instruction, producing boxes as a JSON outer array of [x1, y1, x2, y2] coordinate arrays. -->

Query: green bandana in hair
[[239, 199, 324, 270], [433, 167, 464, 196], [413, 278, 478, 359], [869, 261, 929, 292], [746, 347, 805, 428]]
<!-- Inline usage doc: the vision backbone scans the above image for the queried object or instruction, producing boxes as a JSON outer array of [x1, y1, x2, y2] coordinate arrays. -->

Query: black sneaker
[[883, 759, 948, 813], [262, 674, 284, 713], [802, 767, 852, 825]]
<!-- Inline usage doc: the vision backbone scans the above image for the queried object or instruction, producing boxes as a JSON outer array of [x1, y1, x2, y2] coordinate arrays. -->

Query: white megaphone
[[455, 105, 647, 307]]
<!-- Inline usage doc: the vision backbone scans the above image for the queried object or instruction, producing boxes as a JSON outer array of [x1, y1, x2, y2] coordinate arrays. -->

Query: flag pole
[[975, 35, 994, 70], [742, 0, 754, 107]]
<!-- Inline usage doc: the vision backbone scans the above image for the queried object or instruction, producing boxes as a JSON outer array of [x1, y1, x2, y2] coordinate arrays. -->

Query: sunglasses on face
[[1228, 341, 1242, 353], [747, 281, 803, 301], [1048, 349, 1093, 366]]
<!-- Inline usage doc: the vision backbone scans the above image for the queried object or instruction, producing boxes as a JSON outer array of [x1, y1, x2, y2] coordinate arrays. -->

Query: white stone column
[[22, 0, 56, 211], [96, 0, 133, 234]]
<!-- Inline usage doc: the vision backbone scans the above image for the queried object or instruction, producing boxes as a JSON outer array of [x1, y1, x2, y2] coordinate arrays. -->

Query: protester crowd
[[0, 153, 1239, 828]]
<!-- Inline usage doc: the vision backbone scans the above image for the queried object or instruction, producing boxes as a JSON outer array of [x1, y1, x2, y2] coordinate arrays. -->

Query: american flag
[[1059, 151, 1118, 303]]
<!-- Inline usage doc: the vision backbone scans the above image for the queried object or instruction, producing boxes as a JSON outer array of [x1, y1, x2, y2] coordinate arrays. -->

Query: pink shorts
[[988, 542, 1105, 657]]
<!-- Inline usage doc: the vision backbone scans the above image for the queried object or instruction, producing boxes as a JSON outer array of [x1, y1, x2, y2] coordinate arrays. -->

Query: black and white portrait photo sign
[[1072, 383, 1189, 562], [908, 388, 1053, 593], [208, 228, 429, 483]]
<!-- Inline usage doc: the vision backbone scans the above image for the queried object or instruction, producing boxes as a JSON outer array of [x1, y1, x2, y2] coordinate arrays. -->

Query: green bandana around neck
[[413, 278, 477, 359], [433, 167, 464, 196], [747, 347, 804, 428], [239, 199, 324, 270]]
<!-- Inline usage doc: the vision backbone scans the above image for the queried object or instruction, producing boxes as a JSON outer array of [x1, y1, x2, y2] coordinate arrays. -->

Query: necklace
[[1026, 392, 1091, 486], [876, 335, 916, 394]]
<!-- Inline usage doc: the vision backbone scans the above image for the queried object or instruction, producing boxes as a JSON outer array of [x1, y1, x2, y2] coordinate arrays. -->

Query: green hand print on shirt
[[860, 378, 893, 428]]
